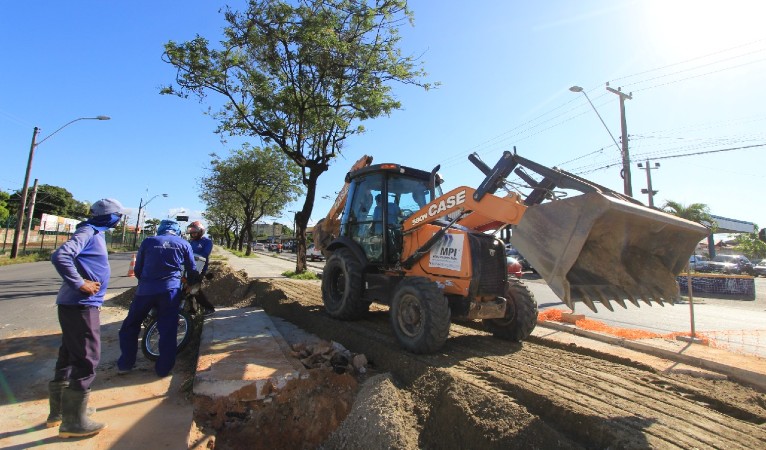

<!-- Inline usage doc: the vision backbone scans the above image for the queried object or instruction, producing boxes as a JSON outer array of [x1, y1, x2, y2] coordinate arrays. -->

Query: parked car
[[307, 243, 325, 261], [505, 244, 534, 272], [708, 254, 755, 275], [507, 256, 523, 279], [688, 255, 711, 272], [753, 259, 766, 277], [253, 243, 266, 251]]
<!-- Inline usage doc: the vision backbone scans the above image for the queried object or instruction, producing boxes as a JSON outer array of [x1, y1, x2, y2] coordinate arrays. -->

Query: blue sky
[[2, 1, 765, 234]]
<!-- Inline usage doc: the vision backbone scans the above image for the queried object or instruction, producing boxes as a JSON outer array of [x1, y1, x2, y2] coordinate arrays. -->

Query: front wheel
[[141, 310, 193, 361], [321, 248, 368, 319], [390, 277, 450, 354], [483, 278, 538, 341]]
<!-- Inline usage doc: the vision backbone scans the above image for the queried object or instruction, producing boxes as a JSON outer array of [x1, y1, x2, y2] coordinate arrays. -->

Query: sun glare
[[645, 0, 766, 58]]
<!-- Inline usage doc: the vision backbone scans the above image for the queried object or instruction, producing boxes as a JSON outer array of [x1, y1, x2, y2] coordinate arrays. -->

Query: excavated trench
[[114, 261, 766, 449]]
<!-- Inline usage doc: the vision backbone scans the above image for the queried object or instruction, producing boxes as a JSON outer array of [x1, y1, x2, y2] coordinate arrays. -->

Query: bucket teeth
[[596, 290, 614, 312], [568, 285, 677, 312]]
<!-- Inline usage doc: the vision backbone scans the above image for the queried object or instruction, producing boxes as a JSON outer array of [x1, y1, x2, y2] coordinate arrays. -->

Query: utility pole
[[11, 127, 40, 258], [637, 160, 660, 207], [606, 84, 633, 197], [22, 179, 39, 252]]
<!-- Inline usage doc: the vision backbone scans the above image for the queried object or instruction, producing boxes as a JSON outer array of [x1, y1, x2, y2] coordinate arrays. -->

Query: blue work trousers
[[118, 288, 182, 377], [54, 305, 101, 390]]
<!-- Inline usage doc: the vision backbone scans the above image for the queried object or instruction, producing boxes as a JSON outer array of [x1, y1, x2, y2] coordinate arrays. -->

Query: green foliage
[[0, 250, 52, 265], [0, 191, 10, 223], [162, 0, 434, 270], [201, 144, 303, 252], [282, 270, 319, 280], [7, 184, 90, 220], [229, 248, 257, 258], [144, 218, 161, 234], [734, 228, 766, 260], [661, 200, 717, 232]]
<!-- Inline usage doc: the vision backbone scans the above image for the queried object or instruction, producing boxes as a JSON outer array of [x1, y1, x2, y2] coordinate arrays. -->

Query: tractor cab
[[340, 163, 443, 265]]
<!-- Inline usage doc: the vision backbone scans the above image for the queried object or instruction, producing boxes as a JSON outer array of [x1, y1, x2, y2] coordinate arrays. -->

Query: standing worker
[[117, 219, 198, 377], [186, 220, 216, 315], [49, 198, 124, 438]]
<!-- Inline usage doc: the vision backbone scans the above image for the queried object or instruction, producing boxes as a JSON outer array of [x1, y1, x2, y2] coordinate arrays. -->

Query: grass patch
[[229, 249, 258, 258], [0, 251, 52, 266], [282, 270, 320, 280]]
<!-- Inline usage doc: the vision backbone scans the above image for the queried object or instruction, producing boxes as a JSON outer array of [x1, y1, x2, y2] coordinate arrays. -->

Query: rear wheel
[[321, 248, 369, 319], [141, 310, 192, 361], [483, 278, 538, 341], [390, 277, 450, 354]]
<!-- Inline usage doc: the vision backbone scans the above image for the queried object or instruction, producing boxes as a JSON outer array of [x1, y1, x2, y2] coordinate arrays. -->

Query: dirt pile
[[113, 260, 766, 448]]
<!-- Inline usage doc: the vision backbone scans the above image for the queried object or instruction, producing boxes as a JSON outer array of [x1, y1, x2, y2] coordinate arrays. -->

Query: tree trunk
[[294, 169, 322, 274]]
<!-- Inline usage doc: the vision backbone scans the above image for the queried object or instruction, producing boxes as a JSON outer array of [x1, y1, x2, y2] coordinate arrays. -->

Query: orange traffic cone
[[127, 253, 136, 277]]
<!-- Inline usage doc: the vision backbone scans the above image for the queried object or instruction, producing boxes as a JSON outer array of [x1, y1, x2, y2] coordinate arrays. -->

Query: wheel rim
[[492, 295, 518, 326], [329, 267, 346, 305], [396, 294, 424, 338], [176, 316, 188, 345], [147, 322, 161, 357], [146, 314, 188, 357]]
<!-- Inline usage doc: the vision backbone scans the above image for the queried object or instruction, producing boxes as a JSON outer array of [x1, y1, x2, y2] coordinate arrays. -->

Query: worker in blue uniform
[[117, 219, 198, 378], [186, 220, 216, 315], [49, 198, 124, 438]]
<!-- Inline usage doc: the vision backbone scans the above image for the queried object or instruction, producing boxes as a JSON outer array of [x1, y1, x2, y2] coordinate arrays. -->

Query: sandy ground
[[178, 261, 766, 449], [64, 260, 766, 448]]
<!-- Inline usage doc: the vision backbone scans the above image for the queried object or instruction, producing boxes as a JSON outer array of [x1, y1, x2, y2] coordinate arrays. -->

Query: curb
[[537, 320, 766, 392]]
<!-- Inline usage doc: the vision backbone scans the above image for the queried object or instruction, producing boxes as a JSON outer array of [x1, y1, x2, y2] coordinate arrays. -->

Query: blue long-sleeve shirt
[[135, 233, 198, 295], [51, 223, 111, 307], [189, 236, 213, 275]]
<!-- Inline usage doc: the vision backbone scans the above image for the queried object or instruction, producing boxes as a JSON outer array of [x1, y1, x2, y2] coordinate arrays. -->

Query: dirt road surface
[[201, 262, 766, 449]]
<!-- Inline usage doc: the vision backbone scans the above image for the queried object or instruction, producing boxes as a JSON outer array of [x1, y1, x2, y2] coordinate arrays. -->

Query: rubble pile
[[291, 340, 369, 375]]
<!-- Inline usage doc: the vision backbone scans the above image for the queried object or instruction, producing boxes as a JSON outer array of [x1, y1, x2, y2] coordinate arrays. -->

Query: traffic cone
[[127, 254, 136, 277]]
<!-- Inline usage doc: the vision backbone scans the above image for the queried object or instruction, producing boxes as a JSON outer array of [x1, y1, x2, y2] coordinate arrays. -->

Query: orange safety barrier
[[127, 253, 136, 277]]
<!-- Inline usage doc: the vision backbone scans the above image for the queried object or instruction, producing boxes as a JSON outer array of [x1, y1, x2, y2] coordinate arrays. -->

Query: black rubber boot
[[46, 380, 95, 427], [45, 380, 68, 428], [59, 388, 106, 438]]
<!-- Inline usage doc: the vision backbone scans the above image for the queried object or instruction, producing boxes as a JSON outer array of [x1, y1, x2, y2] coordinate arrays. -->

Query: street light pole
[[132, 193, 168, 248], [638, 160, 660, 207], [10, 116, 110, 258], [569, 85, 633, 197]]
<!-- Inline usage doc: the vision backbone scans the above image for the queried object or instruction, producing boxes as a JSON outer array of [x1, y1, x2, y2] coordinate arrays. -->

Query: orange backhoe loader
[[314, 150, 708, 353]]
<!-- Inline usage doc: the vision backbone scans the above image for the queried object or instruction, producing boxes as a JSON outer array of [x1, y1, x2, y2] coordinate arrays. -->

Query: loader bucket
[[511, 192, 709, 312]]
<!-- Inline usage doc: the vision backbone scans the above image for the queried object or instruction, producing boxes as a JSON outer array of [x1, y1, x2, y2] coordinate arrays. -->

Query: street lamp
[[569, 85, 633, 196], [10, 116, 110, 258], [132, 193, 168, 248]]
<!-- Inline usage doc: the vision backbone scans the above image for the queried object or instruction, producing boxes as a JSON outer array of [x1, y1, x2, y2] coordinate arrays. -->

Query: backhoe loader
[[314, 150, 708, 354]]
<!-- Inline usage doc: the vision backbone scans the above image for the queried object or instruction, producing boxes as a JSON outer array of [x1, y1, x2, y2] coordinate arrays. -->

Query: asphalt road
[[258, 249, 766, 357], [0, 252, 137, 339], [2, 249, 764, 357]]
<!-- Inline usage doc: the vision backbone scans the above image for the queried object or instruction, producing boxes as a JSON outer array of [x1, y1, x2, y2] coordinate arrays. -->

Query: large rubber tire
[[321, 248, 369, 320], [390, 277, 450, 354], [140, 310, 193, 361], [483, 278, 538, 341]]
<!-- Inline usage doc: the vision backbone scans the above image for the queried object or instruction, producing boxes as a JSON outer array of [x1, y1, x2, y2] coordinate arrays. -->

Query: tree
[[201, 144, 302, 255], [144, 218, 161, 235], [8, 184, 89, 220], [0, 191, 10, 224], [162, 0, 433, 272], [661, 200, 717, 232], [734, 226, 766, 260]]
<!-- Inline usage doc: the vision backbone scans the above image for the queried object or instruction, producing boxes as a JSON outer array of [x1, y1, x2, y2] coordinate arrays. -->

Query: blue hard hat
[[158, 219, 181, 235]]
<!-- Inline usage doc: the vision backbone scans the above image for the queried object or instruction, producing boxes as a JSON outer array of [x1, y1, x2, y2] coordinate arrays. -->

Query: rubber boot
[[59, 388, 106, 438], [46, 380, 96, 427], [45, 380, 68, 428]]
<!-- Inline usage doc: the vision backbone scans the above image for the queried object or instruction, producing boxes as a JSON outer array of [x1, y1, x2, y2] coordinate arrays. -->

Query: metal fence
[[0, 225, 154, 256]]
